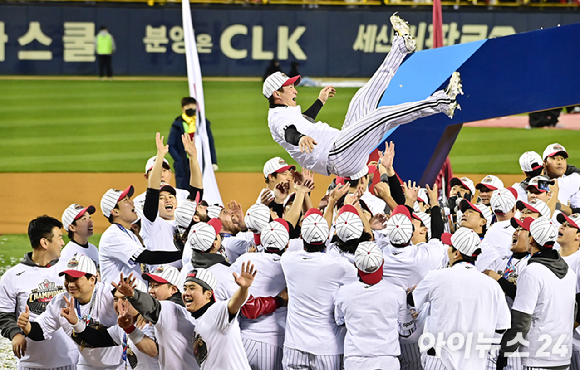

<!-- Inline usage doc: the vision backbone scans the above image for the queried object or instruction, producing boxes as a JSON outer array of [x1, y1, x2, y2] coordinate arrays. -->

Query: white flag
[[181, 0, 222, 205]]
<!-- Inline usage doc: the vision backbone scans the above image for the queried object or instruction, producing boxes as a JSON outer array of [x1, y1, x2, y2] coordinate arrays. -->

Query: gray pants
[[282, 346, 343, 370]]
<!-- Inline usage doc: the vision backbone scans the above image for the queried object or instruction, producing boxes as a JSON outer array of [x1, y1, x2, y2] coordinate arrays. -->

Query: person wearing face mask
[[167, 97, 218, 190]]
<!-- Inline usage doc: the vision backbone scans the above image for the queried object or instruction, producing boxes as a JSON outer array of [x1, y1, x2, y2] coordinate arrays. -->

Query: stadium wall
[[1, 4, 579, 77]]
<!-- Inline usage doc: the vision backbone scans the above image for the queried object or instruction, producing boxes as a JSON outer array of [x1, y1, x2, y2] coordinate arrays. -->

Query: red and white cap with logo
[[354, 241, 384, 285], [450, 176, 476, 195], [543, 143, 568, 160], [386, 205, 414, 245], [516, 199, 551, 219], [334, 205, 364, 242], [145, 155, 171, 174], [260, 219, 290, 251], [62, 204, 96, 232], [187, 219, 222, 252], [490, 188, 517, 215], [476, 175, 504, 192], [529, 217, 559, 248], [59, 255, 98, 277], [459, 199, 493, 228], [519, 151, 543, 173], [263, 72, 301, 98], [100, 185, 135, 218], [557, 213, 580, 230], [301, 209, 329, 244], [442, 227, 481, 257], [245, 204, 272, 234], [263, 157, 296, 178], [207, 204, 224, 220], [185, 268, 217, 300], [143, 264, 181, 289]]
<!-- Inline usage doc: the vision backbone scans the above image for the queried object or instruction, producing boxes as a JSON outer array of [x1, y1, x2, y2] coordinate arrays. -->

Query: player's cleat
[[445, 71, 464, 101], [446, 101, 461, 118], [390, 12, 416, 53]]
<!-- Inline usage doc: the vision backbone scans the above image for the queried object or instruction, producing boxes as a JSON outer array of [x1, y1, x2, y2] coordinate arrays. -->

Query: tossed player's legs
[[400, 342, 423, 370], [243, 338, 283, 370], [327, 89, 454, 177], [343, 14, 416, 129]]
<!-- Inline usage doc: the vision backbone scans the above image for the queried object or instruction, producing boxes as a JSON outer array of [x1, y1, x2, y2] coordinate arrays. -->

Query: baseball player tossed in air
[[264, 13, 463, 179]]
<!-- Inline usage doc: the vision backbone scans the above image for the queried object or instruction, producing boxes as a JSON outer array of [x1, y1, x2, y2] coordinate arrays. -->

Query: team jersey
[[268, 106, 340, 176], [413, 262, 511, 370], [191, 300, 251, 370], [232, 252, 287, 348], [59, 241, 100, 272], [512, 261, 576, 367], [140, 216, 181, 269], [563, 250, 580, 352], [36, 282, 121, 369], [335, 279, 408, 359], [222, 232, 254, 264], [381, 240, 447, 289], [99, 224, 146, 286], [489, 253, 531, 308], [107, 324, 160, 370], [280, 250, 357, 355], [327, 244, 355, 264], [482, 219, 515, 259], [0, 257, 78, 368], [556, 173, 580, 208], [475, 238, 501, 272]]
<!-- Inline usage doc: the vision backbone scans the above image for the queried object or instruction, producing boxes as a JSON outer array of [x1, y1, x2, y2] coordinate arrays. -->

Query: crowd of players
[[1, 132, 580, 370]]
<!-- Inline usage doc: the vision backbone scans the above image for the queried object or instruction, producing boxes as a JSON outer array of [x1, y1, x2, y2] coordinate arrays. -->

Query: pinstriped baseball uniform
[[268, 36, 454, 178]]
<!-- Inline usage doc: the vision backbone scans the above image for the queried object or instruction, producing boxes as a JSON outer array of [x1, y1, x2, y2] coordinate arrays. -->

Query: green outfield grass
[[1, 78, 579, 174]]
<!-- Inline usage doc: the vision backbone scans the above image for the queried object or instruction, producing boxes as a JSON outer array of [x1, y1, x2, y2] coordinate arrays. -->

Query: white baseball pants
[[243, 338, 283, 370], [326, 35, 453, 178], [282, 346, 343, 370]]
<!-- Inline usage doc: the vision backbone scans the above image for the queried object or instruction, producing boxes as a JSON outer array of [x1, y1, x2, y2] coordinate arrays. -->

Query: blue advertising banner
[[0, 4, 579, 76]]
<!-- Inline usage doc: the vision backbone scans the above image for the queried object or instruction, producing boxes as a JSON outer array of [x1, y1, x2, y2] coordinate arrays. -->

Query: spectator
[[96, 26, 115, 80]]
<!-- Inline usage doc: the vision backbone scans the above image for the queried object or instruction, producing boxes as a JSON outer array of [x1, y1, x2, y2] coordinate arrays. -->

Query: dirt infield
[[0, 172, 523, 235]]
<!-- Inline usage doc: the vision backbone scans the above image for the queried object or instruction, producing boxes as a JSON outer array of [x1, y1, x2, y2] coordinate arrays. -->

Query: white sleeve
[[103, 233, 145, 265], [494, 287, 511, 331], [107, 326, 122, 345], [412, 272, 435, 308], [511, 268, 540, 315], [341, 259, 358, 285], [334, 288, 345, 326], [36, 296, 64, 340], [215, 300, 236, 333], [0, 272, 16, 312]]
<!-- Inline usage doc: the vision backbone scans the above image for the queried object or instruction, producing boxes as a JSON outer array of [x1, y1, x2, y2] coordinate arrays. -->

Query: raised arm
[[228, 261, 257, 316], [182, 133, 202, 189], [112, 274, 163, 325]]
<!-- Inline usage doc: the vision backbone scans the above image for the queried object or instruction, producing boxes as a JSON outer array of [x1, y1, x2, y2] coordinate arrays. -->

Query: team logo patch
[[28, 279, 65, 315], [67, 258, 79, 268], [155, 266, 164, 273], [193, 333, 208, 366], [483, 176, 492, 183]]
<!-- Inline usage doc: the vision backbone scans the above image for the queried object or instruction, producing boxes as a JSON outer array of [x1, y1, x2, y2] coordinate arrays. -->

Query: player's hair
[[345, 175, 368, 188], [268, 86, 285, 106], [106, 204, 120, 224], [451, 247, 480, 264], [181, 97, 197, 107], [524, 167, 543, 179], [331, 231, 372, 254], [28, 215, 63, 249], [265, 172, 281, 184], [303, 241, 325, 253]]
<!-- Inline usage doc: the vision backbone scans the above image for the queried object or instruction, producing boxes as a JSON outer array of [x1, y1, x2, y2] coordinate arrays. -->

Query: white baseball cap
[[459, 199, 493, 228], [263, 72, 301, 98], [519, 151, 543, 173], [529, 217, 559, 248], [207, 204, 223, 219], [263, 157, 296, 178], [490, 187, 517, 215], [59, 255, 98, 277], [450, 176, 476, 195], [301, 208, 329, 244], [354, 241, 384, 285], [184, 268, 217, 297], [145, 156, 171, 174], [334, 205, 364, 242], [476, 175, 504, 192], [516, 199, 551, 219], [260, 219, 290, 251], [62, 204, 96, 232], [557, 213, 580, 230], [442, 227, 481, 257], [187, 219, 222, 252], [175, 200, 197, 230], [101, 185, 135, 218], [417, 188, 429, 204], [386, 205, 414, 245], [543, 143, 568, 160], [526, 175, 554, 193], [143, 264, 181, 289], [245, 204, 271, 234]]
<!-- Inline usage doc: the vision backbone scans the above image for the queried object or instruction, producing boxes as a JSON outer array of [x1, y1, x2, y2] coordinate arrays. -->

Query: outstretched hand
[[155, 132, 169, 157], [232, 261, 256, 289], [60, 295, 79, 325], [329, 184, 349, 204], [181, 133, 198, 157], [111, 273, 136, 298], [402, 180, 419, 204], [299, 136, 317, 153], [318, 86, 336, 105], [379, 141, 395, 171]]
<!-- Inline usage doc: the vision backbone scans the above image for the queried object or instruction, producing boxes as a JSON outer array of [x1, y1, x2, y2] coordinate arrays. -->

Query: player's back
[[382, 241, 446, 289], [280, 250, 357, 355]]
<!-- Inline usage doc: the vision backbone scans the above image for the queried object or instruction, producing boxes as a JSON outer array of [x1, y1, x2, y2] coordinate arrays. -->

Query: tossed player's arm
[[228, 262, 256, 317], [301, 86, 335, 120]]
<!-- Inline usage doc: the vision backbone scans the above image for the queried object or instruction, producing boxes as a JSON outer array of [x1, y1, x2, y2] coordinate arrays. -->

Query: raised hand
[[274, 181, 290, 204], [117, 299, 134, 330], [370, 213, 389, 230], [402, 180, 419, 204], [425, 184, 439, 207], [181, 133, 198, 158], [379, 141, 395, 171], [155, 132, 169, 156], [373, 182, 391, 201], [318, 86, 336, 104], [299, 136, 317, 154], [259, 189, 275, 206], [228, 200, 246, 229], [60, 295, 79, 325], [232, 261, 257, 289], [111, 273, 136, 298], [329, 184, 349, 204]]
